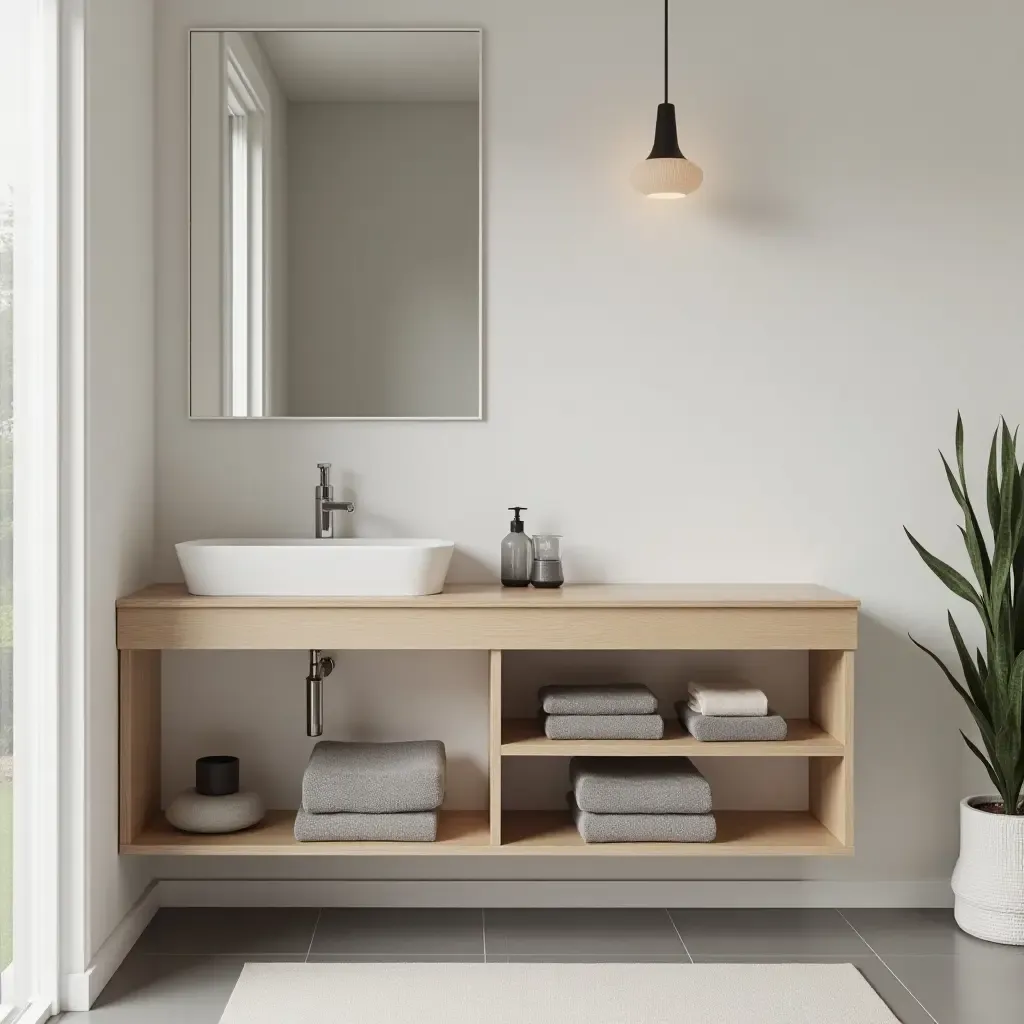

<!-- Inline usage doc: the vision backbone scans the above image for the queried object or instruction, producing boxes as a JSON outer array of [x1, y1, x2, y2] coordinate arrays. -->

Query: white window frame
[[0, 0, 63, 1018], [221, 40, 266, 418]]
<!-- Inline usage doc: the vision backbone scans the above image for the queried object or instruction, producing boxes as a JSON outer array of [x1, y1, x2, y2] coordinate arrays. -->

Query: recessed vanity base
[[116, 584, 858, 858]]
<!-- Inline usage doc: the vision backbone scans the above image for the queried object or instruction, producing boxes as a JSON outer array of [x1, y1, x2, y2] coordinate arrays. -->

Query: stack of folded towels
[[293, 740, 445, 843], [677, 682, 788, 742], [540, 683, 664, 739], [569, 756, 715, 843]]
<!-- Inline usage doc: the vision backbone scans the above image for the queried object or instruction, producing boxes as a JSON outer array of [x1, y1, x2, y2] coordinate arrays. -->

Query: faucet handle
[[317, 463, 331, 488]]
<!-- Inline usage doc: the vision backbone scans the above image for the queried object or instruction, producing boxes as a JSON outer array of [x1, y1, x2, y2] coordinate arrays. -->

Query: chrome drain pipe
[[306, 649, 334, 737]]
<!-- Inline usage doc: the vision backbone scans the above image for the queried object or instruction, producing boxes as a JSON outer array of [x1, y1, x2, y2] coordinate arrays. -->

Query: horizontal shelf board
[[119, 583, 860, 610], [121, 810, 849, 857], [501, 718, 844, 757], [117, 607, 858, 651], [502, 810, 850, 856], [117, 584, 859, 652], [122, 810, 491, 856]]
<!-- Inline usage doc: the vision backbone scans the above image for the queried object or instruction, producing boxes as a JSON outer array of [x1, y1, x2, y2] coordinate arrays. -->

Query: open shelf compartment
[[501, 809, 849, 856], [122, 810, 490, 856]]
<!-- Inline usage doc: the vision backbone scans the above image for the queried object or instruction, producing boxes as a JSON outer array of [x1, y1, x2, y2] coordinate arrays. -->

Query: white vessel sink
[[176, 538, 455, 597]]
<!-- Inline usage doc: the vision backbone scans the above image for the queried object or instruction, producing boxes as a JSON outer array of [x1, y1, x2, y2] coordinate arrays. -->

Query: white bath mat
[[218, 961, 900, 1023]]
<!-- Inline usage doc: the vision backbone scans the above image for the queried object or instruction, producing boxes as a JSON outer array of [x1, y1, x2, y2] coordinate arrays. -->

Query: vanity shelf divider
[[118, 649, 161, 848], [488, 649, 502, 846], [115, 583, 858, 858]]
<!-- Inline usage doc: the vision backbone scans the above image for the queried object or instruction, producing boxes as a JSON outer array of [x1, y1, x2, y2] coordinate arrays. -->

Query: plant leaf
[[958, 526, 990, 600], [1014, 464, 1024, 648], [961, 730, 1008, 805], [1015, 745, 1024, 813], [943, 450, 965, 507], [953, 418, 993, 589], [987, 422, 1019, 688], [948, 612, 990, 718], [1015, 464, 1024, 614], [1014, 581, 1024, 652], [909, 634, 997, 751], [990, 421, 1018, 624], [946, 468, 991, 597], [1012, 428, 1024, 543], [987, 427, 1001, 538], [905, 529, 990, 626], [999, 651, 1024, 777]]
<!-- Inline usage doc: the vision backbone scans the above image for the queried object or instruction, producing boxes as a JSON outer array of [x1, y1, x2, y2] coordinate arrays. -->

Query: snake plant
[[906, 415, 1024, 815]]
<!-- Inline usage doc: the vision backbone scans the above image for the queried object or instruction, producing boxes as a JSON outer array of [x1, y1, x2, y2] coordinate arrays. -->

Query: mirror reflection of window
[[189, 30, 482, 419], [223, 41, 266, 417]]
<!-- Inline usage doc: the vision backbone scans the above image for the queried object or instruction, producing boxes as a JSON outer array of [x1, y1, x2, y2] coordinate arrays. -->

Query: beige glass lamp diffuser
[[631, 0, 703, 198]]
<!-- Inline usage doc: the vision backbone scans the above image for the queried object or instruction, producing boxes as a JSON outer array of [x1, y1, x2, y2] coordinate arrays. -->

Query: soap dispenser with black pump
[[501, 507, 533, 587]]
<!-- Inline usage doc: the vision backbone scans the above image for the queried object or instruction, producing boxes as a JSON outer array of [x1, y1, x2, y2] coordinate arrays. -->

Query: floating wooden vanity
[[117, 584, 857, 857]]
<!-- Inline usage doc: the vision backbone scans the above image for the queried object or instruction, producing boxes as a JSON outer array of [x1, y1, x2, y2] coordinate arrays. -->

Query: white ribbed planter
[[951, 796, 1024, 944]]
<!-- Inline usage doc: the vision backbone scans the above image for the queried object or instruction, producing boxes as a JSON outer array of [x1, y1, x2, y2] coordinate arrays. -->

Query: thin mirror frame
[[186, 27, 484, 421]]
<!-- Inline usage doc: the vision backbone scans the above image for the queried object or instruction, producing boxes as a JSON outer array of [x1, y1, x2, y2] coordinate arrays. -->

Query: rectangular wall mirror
[[188, 29, 482, 419]]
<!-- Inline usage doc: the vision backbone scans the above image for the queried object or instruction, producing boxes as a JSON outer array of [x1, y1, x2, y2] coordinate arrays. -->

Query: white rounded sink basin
[[176, 538, 455, 597]]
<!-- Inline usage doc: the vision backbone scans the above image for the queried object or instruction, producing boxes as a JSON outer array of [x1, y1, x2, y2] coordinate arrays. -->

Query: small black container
[[195, 755, 239, 797]]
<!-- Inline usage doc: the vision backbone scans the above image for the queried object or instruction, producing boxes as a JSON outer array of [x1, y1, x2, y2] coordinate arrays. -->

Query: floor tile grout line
[[305, 908, 323, 963], [664, 908, 693, 963], [830, 907, 878, 956], [834, 909, 940, 1024]]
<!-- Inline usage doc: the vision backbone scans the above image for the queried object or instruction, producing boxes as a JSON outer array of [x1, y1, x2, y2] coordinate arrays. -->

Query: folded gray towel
[[570, 797, 716, 844], [677, 702, 788, 742], [570, 756, 712, 814], [544, 714, 665, 740], [293, 808, 438, 843], [301, 740, 445, 814], [539, 683, 658, 716]]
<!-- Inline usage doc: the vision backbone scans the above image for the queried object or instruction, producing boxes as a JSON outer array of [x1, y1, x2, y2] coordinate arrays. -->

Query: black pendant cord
[[647, 0, 684, 160], [663, 0, 669, 103]]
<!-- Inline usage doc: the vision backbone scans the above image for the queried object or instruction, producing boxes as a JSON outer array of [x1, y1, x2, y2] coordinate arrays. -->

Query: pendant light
[[631, 0, 703, 199]]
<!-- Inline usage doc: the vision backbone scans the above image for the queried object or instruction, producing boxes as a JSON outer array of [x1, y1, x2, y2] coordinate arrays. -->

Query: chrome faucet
[[315, 463, 355, 538]]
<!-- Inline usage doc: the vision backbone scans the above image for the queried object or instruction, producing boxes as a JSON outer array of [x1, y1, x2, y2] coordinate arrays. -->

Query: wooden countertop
[[118, 582, 859, 610]]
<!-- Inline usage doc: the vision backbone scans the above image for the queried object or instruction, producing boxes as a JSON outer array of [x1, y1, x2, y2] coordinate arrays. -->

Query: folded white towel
[[687, 682, 768, 717]]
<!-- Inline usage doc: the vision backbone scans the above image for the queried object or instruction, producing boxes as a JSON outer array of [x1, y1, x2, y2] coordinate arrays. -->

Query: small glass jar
[[532, 534, 562, 561], [530, 534, 563, 588]]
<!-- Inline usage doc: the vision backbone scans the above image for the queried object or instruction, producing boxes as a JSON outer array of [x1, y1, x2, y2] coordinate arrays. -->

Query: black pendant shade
[[631, 0, 703, 197], [647, 102, 685, 160]]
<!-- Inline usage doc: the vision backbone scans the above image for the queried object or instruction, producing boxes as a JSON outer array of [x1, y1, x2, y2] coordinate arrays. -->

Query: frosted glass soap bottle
[[500, 507, 533, 587]]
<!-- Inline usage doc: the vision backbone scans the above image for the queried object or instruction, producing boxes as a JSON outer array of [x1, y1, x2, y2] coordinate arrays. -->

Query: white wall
[[155, 0, 1024, 892], [286, 101, 479, 417], [82, 0, 155, 966]]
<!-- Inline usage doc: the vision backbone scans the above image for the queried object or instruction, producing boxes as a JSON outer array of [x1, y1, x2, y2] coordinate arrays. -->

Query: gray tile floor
[[60, 907, 1024, 1023]]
